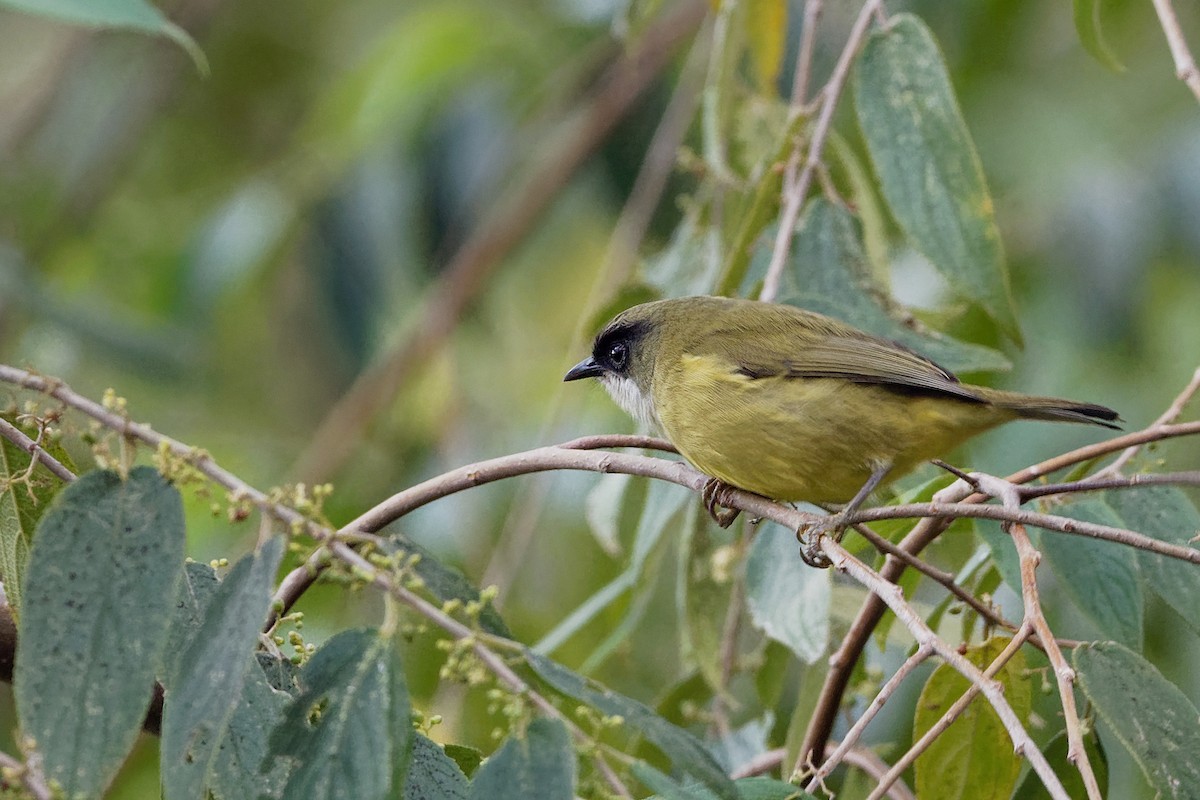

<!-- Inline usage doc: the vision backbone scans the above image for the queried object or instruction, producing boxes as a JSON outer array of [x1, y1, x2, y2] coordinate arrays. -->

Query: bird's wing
[[727, 318, 986, 403]]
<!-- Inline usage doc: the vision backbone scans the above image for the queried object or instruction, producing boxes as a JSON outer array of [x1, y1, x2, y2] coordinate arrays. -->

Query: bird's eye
[[608, 342, 629, 370]]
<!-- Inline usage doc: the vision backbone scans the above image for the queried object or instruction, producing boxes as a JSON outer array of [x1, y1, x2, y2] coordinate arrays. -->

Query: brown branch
[[845, 501, 1200, 565], [803, 644, 933, 791], [1151, 0, 1200, 103], [975, 474, 1102, 800], [0, 416, 76, 484], [290, 0, 709, 485], [789, 0, 824, 108], [759, 0, 883, 301]]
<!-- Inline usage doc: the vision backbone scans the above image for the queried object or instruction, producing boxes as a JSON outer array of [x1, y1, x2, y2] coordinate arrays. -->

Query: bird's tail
[[981, 388, 1122, 430]]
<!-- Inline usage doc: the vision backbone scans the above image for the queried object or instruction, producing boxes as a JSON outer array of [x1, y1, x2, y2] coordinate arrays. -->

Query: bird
[[564, 295, 1119, 560]]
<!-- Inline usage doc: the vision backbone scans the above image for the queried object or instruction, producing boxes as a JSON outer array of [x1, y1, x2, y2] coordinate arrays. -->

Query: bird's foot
[[797, 512, 849, 569], [701, 478, 742, 529]]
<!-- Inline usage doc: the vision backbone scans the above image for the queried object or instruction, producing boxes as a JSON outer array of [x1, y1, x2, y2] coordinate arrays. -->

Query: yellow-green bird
[[565, 296, 1118, 529]]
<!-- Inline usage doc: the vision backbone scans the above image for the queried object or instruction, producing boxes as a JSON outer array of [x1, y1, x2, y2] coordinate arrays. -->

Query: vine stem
[[1151, 0, 1200, 103]]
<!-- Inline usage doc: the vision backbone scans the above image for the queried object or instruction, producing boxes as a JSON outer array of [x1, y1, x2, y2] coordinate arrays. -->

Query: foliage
[[2, 0, 1200, 798]]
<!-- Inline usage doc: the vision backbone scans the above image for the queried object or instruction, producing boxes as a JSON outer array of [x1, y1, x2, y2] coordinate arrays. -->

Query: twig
[[1019, 470, 1200, 500], [842, 746, 914, 800], [290, 0, 709, 484], [845, 501, 1200, 565], [975, 474, 1102, 799], [803, 644, 933, 790], [789, 0, 824, 108], [865, 628, 1043, 800], [1097, 365, 1200, 477], [0, 416, 75, 484], [760, 0, 883, 302], [848, 523, 1037, 644], [0, 749, 52, 800], [1151, 0, 1200, 103], [272, 434, 682, 623]]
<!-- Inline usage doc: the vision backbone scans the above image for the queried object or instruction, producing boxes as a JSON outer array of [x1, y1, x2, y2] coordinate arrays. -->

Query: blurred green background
[[1, 0, 1199, 796]]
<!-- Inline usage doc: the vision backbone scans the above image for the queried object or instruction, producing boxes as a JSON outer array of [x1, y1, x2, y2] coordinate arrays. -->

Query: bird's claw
[[797, 512, 848, 569], [701, 478, 742, 529]]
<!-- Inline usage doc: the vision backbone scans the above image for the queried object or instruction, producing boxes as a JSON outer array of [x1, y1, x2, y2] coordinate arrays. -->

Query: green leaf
[[745, 523, 829, 664], [585, 472, 634, 557], [0, 0, 206, 72], [204, 659, 293, 800], [913, 637, 1030, 800], [0, 414, 73, 621], [1011, 728, 1107, 800], [404, 734, 469, 800], [764, 199, 1009, 374], [854, 14, 1020, 342], [15, 467, 185, 799], [1072, 0, 1124, 72], [269, 628, 413, 800], [634, 761, 710, 800], [1103, 485, 1200, 636], [524, 650, 738, 800], [443, 744, 484, 779], [466, 718, 574, 800], [1040, 498, 1143, 648], [161, 561, 221, 682], [384, 531, 509, 638], [161, 537, 285, 800], [1074, 641, 1200, 799], [536, 480, 686, 655]]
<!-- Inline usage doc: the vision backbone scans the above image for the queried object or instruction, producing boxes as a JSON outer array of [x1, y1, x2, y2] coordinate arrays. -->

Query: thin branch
[[290, 0, 709, 484], [841, 746, 915, 800], [789, 0, 824, 108], [849, 524, 1026, 640], [845, 501, 1200, 565], [760, 0, 883, 302], [1019, 470, 1200, 500], [1151, 0, 1200, 103], [803, 644, 933, 790], [865, 628, 1047, 800], [0, 416, 76, 484], [0, 749, 52, 800], [1097, 365, 1200, 477], [974, 474, 1102, 800]]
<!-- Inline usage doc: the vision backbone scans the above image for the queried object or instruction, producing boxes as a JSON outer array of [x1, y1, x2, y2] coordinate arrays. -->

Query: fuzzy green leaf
[[15, 467, 185, 799], [1072, 0, 1124, 71], [161, 537, 285, 800], [269, 628, 412, 800], [404, 734, 469, 800], [854, 14, 1019, 342], [466, 718, 574, 800], [745, 523, 829, 664], [1040, 498, 1143, 648], [1074, 641, 1200, 798]]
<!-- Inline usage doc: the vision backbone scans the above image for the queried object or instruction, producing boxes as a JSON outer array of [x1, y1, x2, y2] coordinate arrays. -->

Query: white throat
[[599, 374, 661, 430]]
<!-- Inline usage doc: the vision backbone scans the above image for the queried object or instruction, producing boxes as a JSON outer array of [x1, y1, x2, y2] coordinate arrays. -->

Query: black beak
[[564, 356, 603, 382]]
